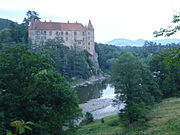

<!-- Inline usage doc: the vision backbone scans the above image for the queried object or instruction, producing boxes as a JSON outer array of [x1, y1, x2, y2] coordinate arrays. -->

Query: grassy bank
[[75, 97, 180, 135]]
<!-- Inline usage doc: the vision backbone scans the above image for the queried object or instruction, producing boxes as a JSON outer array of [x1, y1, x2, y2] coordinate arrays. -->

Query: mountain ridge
[[107, 38, 180, 47]]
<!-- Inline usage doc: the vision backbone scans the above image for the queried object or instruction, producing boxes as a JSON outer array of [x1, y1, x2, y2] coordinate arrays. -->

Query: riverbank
[[75, 97, 180, 135], [75, 80, 123, 120], [71, 74, 109, 88], [80, 98, 124, 120]]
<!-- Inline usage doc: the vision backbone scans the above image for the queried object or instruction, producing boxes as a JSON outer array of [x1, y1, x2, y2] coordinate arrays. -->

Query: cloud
[[0, 0, 180, 42]]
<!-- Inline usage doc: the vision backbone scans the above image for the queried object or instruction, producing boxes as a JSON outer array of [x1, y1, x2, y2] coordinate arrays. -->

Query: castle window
[[65, 32, 68, 35], [82, 32, 85, 36], [61, 32, 63, 35], [88, 37, 90, 40], [35, 36, 40, 39], [88, 32, 90, 35], [44, 31, 46, 35], [74, 32, 77, 35], [66, 37, 68, 41], [60, 37, 63, 41], [88, 42, 90, 45], [78, 41, 81, 45], [49, 31, 52, 36], [56, 32, 59, 36], [35, 31, 40, 35]]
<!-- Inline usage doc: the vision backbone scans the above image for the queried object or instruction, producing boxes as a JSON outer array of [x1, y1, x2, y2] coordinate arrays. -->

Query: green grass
[[143, 98, 180, 135], [75, 115, 123, 135], [74, 97, 180, 135]]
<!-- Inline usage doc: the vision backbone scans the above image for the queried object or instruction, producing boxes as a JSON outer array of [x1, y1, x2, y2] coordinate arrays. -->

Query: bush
[[84, 112, 94, 124], [101, 118, 104, 123]]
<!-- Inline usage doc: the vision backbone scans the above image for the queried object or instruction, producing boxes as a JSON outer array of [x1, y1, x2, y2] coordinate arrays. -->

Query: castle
[[28, 20, 95, 55]]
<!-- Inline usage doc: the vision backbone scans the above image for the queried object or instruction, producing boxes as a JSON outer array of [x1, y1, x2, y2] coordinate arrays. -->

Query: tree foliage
[[0, 29, 14, 43], [95, 43, 122, 73], [44, 39, 97, 80], [153, 14, 180, 37], [0, 44, 81, 135], [149, 50, 180, 98], [23, 10, 41, 26], [27, 70, 82, 134], [153, 13, 180, 67], [0, 21, 28, 44], [7, 120, 34, 135], [0, 10, 41, 45], [112, 52, 161, 125], [0, 18, 14, 30], [83, 112, 94, 124]]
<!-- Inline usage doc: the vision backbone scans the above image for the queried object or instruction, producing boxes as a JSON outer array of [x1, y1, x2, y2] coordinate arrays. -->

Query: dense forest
[[0, 11, 180, 135]]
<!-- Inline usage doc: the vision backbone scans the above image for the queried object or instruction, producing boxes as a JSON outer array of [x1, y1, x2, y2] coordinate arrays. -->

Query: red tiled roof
[[29, 21, 87, 31]]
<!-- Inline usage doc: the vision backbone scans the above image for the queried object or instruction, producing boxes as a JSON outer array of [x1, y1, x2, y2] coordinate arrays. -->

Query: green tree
[[95, 43, 122, 73], [27, 70, 81, 135], [0, 18, 14, 30], [0, 44, 53, 95], [0, 15, 31, 44], [149, 51, 180, 98], [0, 44, 53, 134], [0, 44, 81, 135], [112, 52, 161, 125], [0, 29, 13, 43], [44, 39, 95, 79], [23, 10, 41, 26], [163, 47, 180, 68], [22, 10, 41, 44], [153, 14, 180, 37], [153, 13, 180, 67]]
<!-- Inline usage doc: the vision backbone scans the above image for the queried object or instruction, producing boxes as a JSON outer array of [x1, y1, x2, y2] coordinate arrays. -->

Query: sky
[[0, 0, 180, 43]]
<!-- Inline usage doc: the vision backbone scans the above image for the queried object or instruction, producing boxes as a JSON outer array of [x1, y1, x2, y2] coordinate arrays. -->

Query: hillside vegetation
[[0, 18, 14, 30], [75, 97, 180, 135]]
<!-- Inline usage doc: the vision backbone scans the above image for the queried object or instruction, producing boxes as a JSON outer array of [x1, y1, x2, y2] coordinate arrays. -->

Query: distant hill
[[0, 18, 14, 30], [107, 38, 180, 47]]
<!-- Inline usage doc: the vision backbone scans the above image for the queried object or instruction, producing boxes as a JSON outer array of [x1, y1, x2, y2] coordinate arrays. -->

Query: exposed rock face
[[90, 52, 99, 68], [89, 52, 101, 75]]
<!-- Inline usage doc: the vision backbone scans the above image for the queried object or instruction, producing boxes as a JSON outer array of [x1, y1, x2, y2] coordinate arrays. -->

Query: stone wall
[[29, 29, 95, 55]]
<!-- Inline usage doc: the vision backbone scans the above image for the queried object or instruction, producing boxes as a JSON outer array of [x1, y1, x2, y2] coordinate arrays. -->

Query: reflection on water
[[75, 80, 124, 119], [74, 80, 108, 103], [101, 84, 115, 99]]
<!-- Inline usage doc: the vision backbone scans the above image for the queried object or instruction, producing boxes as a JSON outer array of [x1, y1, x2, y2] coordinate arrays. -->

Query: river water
[[74, 80, 124, 120]]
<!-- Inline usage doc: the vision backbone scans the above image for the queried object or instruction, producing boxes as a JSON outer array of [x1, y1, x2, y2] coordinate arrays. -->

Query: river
[[74, 80, 124, 120]]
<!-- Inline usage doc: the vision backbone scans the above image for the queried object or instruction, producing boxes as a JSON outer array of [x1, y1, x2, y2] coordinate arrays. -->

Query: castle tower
[[86, 20, 95, 55], [88, 20, 93, 30]]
